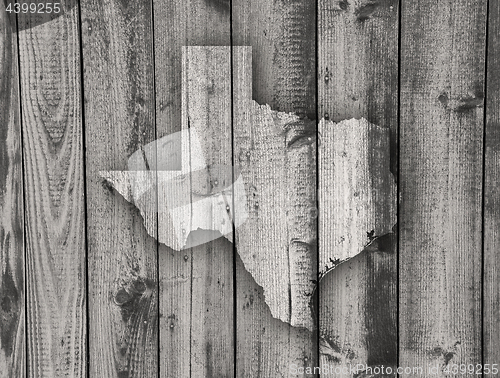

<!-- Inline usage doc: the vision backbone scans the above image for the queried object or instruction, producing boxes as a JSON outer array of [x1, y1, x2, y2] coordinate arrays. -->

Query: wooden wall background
[[0, 0, 498, 377]]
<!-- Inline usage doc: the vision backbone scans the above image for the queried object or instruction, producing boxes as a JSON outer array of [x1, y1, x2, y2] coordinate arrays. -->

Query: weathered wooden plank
[[233, 47, 318, 375], [317, 233, 396, 374], [232, 1, 318, 375], [0, 8, 25, 378], [17, 2, 86, 376], [153, 2, 232, 377], [233, 47, 317, 330], [400, 0, 486, 374], [80, 0, 158, 376], [318, 0, 399, 172], [154, 0, 231, 133], [317, 1, 399, 375], [484, 0, 500, 369], [232, 0, 316, 119], [318, 118, 396, 376], [180, 46, 234, 377]]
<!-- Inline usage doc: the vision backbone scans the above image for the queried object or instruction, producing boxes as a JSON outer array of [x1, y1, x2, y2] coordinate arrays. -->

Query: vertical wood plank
[[317, 1, 399, 375], [0, 8, 25, 378], [182, 46, 234, 377], [232, 1, 318, 375], [17, 2, 87, 376], [317, 0, 399, 172], [400, 0, 487, 374], [232, 0, 316, 118], [153, 2, 232, 377], [80, 0, 158, 376], [232, 47, 318, 377], [318, 118, 397, 376], [484, 0, 500, 368]]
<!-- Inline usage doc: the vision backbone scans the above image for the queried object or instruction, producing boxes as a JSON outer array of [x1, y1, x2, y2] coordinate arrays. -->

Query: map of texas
[[100, 47, 396, 331]]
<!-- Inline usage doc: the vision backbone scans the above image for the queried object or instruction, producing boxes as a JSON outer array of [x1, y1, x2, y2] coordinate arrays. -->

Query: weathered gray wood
[[17, 3, 86, 376], [232, 47, 317, 375], [153, 2, 233, 377], [181, 46, 234, 377], [400, 0, 486, 373], [484, 1, 500, 368], [317, 233, 396, 375], [154, 0, 231, 133], [317, 1, 399, 375], [233, 48, 317, 331], [232, 0, 316, 119], [80, 0, 158, 376], [0, 8, 25, 378], [318, 118, 396, 376], [318, 0, 399, 172], [232, 1, 318, 375]]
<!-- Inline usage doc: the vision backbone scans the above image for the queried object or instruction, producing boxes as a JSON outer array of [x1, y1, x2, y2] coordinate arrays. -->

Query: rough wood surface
[[484, 0, 500, 368], [180, 46, 234, 377], [4, 2, 499, 376], [400, 0, 487, 373], [0, 8, 25, 378], [232, 1, 318, 375], [80, 0, 158, 376], [318, 233, 396, 375], [17, 3, 86, 376], [232, 0, 316, 119], [233, 48, 317, 331], [318, 118, 397, 375], [153, 2, 232, 377], [317, 1, 399, 375], [318, 0, 399, 172], [232, 48, 318, 375], [153, 0, 231, 134], [318, 119, 396, 264]]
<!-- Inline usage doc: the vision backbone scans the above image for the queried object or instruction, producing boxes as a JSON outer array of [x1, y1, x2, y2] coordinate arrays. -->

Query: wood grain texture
[[153, 0, 231, 134], [80, 0, 158, 376], [233, 48, 317, 331], [317, 0, 399, 173], [318, 118, 397, 376], [484, 0, 500, 368], [317, 233, 396, 375], [232, 1, 318, 375], [400, 0, 487, 374], [182, 46, 234, 377], [232, 0, 316, 119], [232, 46, 317, 376], [17, 2, 86, 376], [0, 8, 25, 378], [5, 2, 497, 376], [317, 1, 399, 375], [153, 2, 232, 377]]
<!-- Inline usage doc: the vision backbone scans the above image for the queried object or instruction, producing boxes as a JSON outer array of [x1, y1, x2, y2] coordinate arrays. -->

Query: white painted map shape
[[100, 127, 248, 251]]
